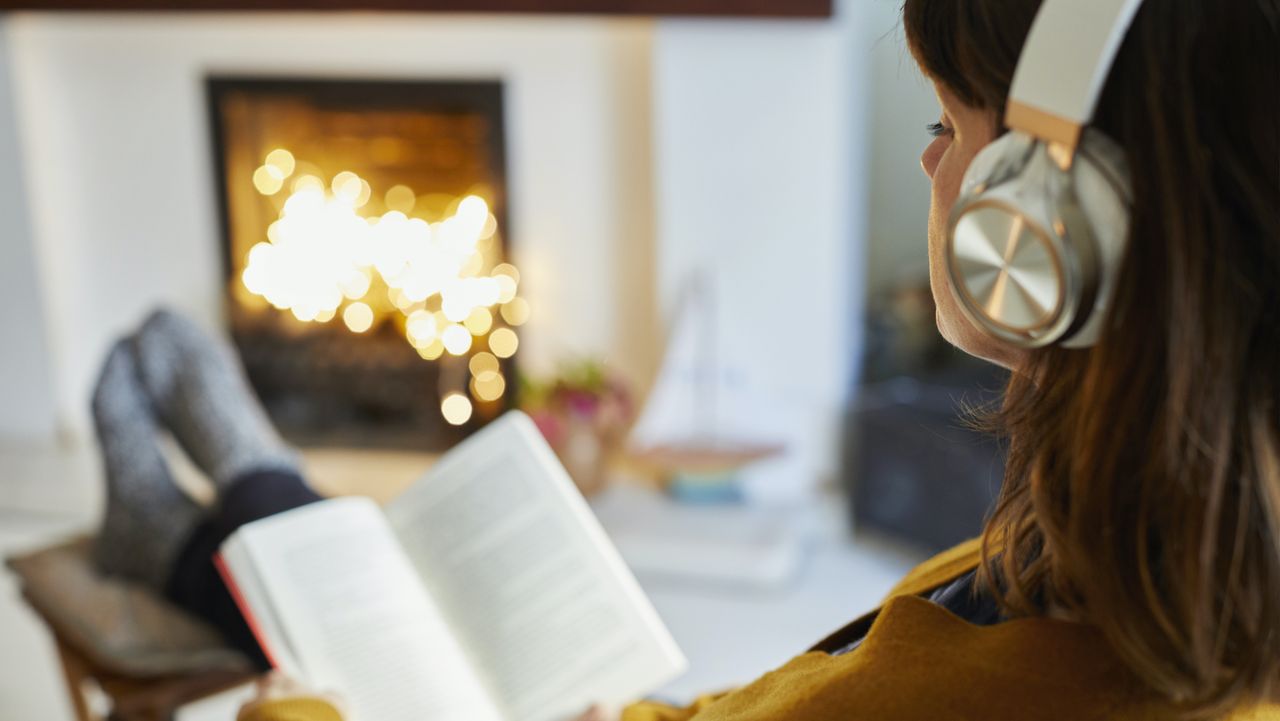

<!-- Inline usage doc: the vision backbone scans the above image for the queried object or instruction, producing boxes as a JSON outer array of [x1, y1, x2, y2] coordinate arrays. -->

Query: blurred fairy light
[[240, 184, 372, 322], [384, 184, 416, 213], [406, 309, 439, 348], [489, 327, 519, 359], [265, 148, 296, 176], [441, 324, 473, 356], [469, 352, 499, 377], [441, 393, 474, 426], [418, 340, 445, 361], [239, 147, 525, 414], [500, 297, 531, 326], [464, 307, 493, 336], [343, 302, 374, 333], [471, 372, 505, 402], [252, 166, 284, 195]]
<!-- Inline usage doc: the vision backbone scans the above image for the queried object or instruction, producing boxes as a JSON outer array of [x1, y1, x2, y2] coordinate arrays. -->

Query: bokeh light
[[406, 309, 439, 348], [494, 274, 518, 304], [239, 148, 525, 421], [469, 352, 500, 377], [441, 324, 473, 355], [385, 184, 416, 214], [342, 302, 374, 333], [471, 372, 506, 402], [464, 307, 493, 336], [489, 327, 518, 358], [253, 165, 285, 195], [417, 339, 445, 360], [500, 297, 530, 326], [441, 393, 473, 426], [332, 171, 363, 200], [492, 263, 520, 284], [292, 174, 325, 194], [264, 148, 296, 177]]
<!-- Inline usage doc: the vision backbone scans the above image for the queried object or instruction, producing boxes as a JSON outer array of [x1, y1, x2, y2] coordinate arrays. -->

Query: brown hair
[[903, 0, 1280, 716]]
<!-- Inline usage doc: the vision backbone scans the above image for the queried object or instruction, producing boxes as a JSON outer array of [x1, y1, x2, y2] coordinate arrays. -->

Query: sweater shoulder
[[886, 537, 984, 599]]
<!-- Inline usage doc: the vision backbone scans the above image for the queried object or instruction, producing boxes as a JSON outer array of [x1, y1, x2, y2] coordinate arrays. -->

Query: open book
[[216, 411, 687, 721]]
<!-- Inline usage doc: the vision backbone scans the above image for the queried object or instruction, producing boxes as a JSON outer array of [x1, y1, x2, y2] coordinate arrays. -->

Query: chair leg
[[55, 638, 100, 721]]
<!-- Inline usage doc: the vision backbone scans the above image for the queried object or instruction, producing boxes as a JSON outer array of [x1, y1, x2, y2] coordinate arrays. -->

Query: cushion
[[6, 536, 251, 678]]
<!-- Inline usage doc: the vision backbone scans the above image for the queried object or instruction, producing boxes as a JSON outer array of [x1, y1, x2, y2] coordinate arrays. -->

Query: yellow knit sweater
[[241, 539, 1280, 721]]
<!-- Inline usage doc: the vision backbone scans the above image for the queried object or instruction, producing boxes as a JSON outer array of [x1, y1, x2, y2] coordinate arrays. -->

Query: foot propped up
[[132, 309, 299, 489], [91, 340, 205, 589]]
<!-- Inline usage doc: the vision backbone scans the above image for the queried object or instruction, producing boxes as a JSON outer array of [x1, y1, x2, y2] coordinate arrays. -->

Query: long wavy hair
[[903, 0, 1280, 716]]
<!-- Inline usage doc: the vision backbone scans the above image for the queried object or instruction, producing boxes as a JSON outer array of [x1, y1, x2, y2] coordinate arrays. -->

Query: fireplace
[[208, 77, 521, 450]]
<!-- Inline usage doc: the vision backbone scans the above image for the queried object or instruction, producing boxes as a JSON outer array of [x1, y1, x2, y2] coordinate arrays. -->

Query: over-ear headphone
[[945, 0, 1143, 349]]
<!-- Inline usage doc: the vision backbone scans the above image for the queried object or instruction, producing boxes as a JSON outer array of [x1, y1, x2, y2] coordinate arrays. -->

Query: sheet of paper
[[232, 497, 504, 721], [387, 412, 687, 721]]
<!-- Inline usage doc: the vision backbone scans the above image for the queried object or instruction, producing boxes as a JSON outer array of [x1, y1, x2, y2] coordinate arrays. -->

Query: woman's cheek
[[935, 149, 964, 207]]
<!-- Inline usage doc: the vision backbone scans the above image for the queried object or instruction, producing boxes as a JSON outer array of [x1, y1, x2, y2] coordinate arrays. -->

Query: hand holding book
[[235, 672, 345, 721]]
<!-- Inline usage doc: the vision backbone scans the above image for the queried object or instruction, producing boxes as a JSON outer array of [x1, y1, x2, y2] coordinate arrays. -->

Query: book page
[[227, 497, 505, 721], [386, 413, 686, 721], [217, 538, 305, 678]]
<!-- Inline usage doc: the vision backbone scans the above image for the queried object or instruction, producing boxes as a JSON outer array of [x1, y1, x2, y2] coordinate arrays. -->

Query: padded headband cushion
[[1061, 129, 1132, 346]]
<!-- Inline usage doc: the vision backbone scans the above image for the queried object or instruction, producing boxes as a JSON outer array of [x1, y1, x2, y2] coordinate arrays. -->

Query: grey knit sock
[[92, 340, 205, 590], [132, 308, 299, 488]]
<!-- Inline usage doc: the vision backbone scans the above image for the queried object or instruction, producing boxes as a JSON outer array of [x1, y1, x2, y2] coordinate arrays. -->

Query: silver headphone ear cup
[[947, 132, 1072, 348], [945, 129, 1132, 349]]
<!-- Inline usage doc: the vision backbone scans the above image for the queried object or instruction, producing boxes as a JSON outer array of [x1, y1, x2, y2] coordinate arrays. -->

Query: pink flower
[[529, 409, 566, 446]]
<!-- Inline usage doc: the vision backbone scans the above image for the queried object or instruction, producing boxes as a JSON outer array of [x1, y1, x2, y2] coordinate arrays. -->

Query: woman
[[574, 0, 1278, 717], [92, 0, 1276, 717]]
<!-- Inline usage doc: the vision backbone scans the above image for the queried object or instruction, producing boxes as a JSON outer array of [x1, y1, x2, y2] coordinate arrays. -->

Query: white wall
[[0, 19, 57, 443], [651, 0, 871, 499], [864, 0, 937, 296], [6, 12, 656, 439]]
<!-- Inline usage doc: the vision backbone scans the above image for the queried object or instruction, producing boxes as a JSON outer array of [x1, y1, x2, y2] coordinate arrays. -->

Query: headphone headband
[[946, 0, 1140, 350], [1006, 0, 1146, 150]]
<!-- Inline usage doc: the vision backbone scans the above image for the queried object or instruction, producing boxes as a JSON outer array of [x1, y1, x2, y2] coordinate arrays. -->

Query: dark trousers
[[163, 469, 322, 670]]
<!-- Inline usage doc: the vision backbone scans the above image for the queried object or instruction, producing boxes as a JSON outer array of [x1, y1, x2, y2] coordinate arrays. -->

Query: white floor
[[0, 440, 922, 721]]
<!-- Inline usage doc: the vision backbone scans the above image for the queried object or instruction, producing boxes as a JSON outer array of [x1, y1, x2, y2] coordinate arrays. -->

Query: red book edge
[[213, 551, 282, 670]]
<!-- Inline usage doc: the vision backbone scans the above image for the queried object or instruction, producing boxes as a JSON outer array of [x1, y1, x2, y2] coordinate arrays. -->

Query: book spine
[[213, 551, 282, 670]]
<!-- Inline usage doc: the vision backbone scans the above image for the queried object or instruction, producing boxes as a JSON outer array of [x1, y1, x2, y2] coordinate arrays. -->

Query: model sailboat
[[627, 272, 784, 499]]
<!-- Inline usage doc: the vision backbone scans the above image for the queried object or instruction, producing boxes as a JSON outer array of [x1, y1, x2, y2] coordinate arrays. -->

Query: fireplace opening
[[207, 77, 520, 450]]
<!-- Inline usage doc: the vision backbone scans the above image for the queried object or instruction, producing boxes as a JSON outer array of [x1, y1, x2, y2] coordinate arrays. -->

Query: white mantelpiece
[[6, 12, 658, 433]]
